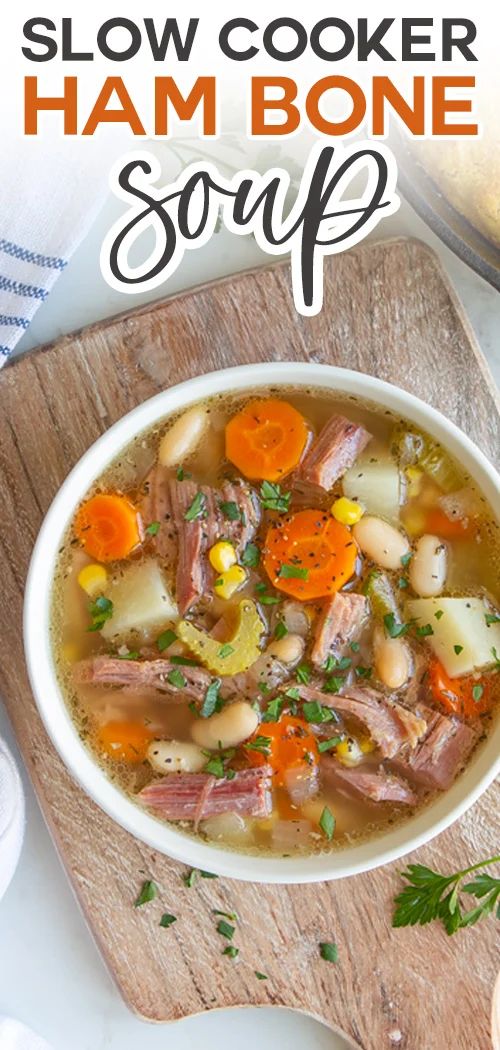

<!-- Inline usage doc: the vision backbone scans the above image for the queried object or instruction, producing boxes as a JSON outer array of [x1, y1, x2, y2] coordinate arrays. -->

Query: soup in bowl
[[24, 364, 500, 882]]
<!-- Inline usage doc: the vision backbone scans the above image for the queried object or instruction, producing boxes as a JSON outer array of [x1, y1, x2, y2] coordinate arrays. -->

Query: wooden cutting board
[[0, 238, 498, 1049]]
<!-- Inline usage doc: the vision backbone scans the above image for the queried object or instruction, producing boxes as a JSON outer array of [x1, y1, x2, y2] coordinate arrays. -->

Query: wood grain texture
[[0, 238, 498, 1049]]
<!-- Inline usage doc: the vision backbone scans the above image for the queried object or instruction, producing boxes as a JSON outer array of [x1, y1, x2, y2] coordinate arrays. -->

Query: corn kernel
[[336, 736, 364, 767], [405, 466, 423, 499], [208, 540, 237, 574], [77, 563, 108, 598], [402, 506, 426, 538], [359, 734, 376, 754], [214, 564, 247, 600], [331, 497, 364, 526]]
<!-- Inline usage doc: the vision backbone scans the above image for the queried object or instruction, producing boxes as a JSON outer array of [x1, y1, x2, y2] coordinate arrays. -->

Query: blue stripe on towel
[[0, 314, 30, 329], [0, 239, 67, 271], [0, 275, 48, 301]]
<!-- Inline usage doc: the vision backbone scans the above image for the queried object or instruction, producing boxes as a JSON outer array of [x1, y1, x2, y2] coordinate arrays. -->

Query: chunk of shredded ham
[[139, 765, 273, 825]]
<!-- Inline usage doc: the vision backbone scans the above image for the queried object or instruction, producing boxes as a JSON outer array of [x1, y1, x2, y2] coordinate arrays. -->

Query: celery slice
[[363, 570, 399, 623], [178, 599, 265, 675], [392, 424, 462, 493]]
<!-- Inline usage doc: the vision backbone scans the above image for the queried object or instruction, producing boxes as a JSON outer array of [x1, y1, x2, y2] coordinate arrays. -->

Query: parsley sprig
[[259, 481, 291, 513], [393, 854, 500, 935], [87, 596, 113, 632]]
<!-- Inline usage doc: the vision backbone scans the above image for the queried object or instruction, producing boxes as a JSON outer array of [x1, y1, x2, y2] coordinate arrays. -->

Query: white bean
[[281, 601, 311, 638], [201, 812, 252, 844], [268, 633, 305, 665], [353, 515, 410, 570], [158, 406, 207, 468], [373, 625, 410, 690], [409, 534, 447, 597], [191, 700, 258, 751], [147, 740, 206, 774]]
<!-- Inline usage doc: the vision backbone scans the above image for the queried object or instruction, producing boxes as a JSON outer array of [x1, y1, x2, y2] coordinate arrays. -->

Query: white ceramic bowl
[[24, 363, 500, 883]]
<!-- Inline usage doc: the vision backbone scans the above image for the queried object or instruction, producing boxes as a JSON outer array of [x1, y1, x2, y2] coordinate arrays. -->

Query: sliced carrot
[[225, 399, 309, 481], [425, 508, 475, 540], [263, 509, 357, 601], [245, 715, 319, 787], [74, 493, 142, 562], [97, 721, 154, 763], [428, 659, 494, 719]]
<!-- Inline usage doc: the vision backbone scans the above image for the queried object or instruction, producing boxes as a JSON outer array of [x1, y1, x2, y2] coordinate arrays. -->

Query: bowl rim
[[23, 362, 500, 883]]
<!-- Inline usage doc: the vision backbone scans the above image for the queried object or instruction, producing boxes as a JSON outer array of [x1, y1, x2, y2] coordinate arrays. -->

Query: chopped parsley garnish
[[296, 663, 311, 685], [262, 697, 284, 722], [219, 500, 242, 521], [223, 945, 239, 959], [213, 909, 238, 922], [200, 678, 222, 718], [274, 620, 288, 640], [259, 480, 291, 513], [184, 491, 206, 521], [398, 577, 409, 590], [472, 684, 484, 702], [323, 676, 344, 694], [255, 971, 268, 980], [454, 644, 464, 655], [302, 700, 334, 724], [258, 682, 271, 695], [319, 806, 336, 841], [241, 541, 260, 568], [204, 756, 226, 778], [182, 868, 218, 887], [183, 869, 198, 887], [285, 686, 300, 700], [176, 466, 192, 481], [485, 613, 500, 626], [117, 649, 140, 660], [493, 646, 500, 669], [245, 735, 272, 756], [416, 623, 434, 637], [157, 628, 177, 652], [324, 654, 351, 672], [318, 736, 343, 753], [355, 666, 372, 679], [159, 913, 177, 928], [134, 880, 158, 907], [319, 941, 339, 963], [350, 641, 360, 653], [216, 919, 235, 940], [383, 612, 412, 638], [435, 609, 445, 620], [167, 668, 187, 689], [145, 520, 160, 536], [170, 655, 200, 666], [203, 746, 235, 779], [259, 593, 281, 605], [400, 552, 413, 568], [218, 643, 235, 659], [88, 596, 113, 632], [278, 564, 309, 580]]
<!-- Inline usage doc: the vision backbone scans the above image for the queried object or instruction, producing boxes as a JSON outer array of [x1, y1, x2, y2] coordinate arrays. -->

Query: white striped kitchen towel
[[0, 1018, 53, 1050], [0, 133, 121, 366]]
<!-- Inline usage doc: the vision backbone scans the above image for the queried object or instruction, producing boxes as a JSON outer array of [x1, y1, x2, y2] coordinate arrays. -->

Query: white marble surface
[[1, 193, 499, 1050]]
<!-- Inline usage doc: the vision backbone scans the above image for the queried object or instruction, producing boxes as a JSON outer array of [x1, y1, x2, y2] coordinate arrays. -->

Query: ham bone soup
[[51, 388, 500, 856]]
